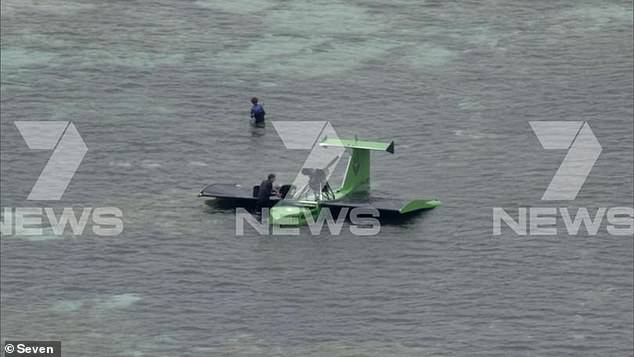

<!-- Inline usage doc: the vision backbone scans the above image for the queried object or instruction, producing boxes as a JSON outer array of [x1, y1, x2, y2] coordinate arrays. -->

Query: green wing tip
[[387, 141, 395, 154], [399, 199, 442, 213]]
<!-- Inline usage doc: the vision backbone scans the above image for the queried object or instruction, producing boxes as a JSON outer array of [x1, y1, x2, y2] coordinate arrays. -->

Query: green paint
[[400, 199, 442, 214], [319, 138, 395, 153], [269, 138, 439, 226], [339, 147, 371, 196]]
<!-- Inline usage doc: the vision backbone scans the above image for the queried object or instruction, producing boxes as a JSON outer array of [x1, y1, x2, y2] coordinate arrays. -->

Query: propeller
[[301, 155, 339, 179], [297, 155, 340, 200]]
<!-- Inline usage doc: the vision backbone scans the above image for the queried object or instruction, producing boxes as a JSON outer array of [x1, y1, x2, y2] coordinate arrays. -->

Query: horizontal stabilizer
[[320, 138, 394, 153]]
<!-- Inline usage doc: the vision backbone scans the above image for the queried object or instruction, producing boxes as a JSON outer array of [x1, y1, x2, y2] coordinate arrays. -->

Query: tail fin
[[341, 148, 371, 194], [320, 138, 394, 195]]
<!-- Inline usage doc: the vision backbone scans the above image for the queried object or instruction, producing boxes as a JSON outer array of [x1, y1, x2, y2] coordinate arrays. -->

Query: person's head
[[267, 173, 276, 182], [251, 97, 259, 105]]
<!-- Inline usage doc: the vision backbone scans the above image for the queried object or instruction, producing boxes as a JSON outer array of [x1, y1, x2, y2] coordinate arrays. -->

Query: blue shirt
[[251, 104, 265, 122]]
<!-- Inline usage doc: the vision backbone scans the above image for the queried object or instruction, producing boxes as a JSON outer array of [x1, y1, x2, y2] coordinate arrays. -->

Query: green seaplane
[[199, 138, 441, 225]]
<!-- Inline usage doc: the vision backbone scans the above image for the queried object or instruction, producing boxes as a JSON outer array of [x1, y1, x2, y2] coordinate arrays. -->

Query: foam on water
[[214, 36, 397, 77], [188, 161, 208, 167], [194, 0, 275, 13], [94, 293, 142, 311], [211, 1, 398, 77], [558, 3, 634, 31], [1, 0, 95, 17], [4, 21, 189, 71], [109, 161, 133, 168], [402, 43, 456, 70], [0, 47, 57, 72], [458, 98, 485, 111], [1, 32, 76, 51], [453, 128, 500, 140], [1, 45, 184, 78], [75, 50, 185, 69], [50, 294, 142, 314], [266, 1, 381, 36], [140, 161, 162, 169], [50, 300, 84, 313]]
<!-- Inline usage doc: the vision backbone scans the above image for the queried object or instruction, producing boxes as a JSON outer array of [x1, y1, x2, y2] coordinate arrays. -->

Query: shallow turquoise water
[[1, 1, 633, 356]]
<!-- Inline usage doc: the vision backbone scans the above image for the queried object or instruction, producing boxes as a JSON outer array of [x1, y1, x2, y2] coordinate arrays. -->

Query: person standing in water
[[250, 97, 266, 127]]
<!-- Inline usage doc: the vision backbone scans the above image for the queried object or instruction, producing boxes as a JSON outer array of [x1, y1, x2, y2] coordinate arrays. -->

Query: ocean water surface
[[1, 0, 633, 356]]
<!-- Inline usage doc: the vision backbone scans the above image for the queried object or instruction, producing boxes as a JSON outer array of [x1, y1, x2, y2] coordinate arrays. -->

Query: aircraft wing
[[199, 183, 255, 200], [321, 196, 441, 215]]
